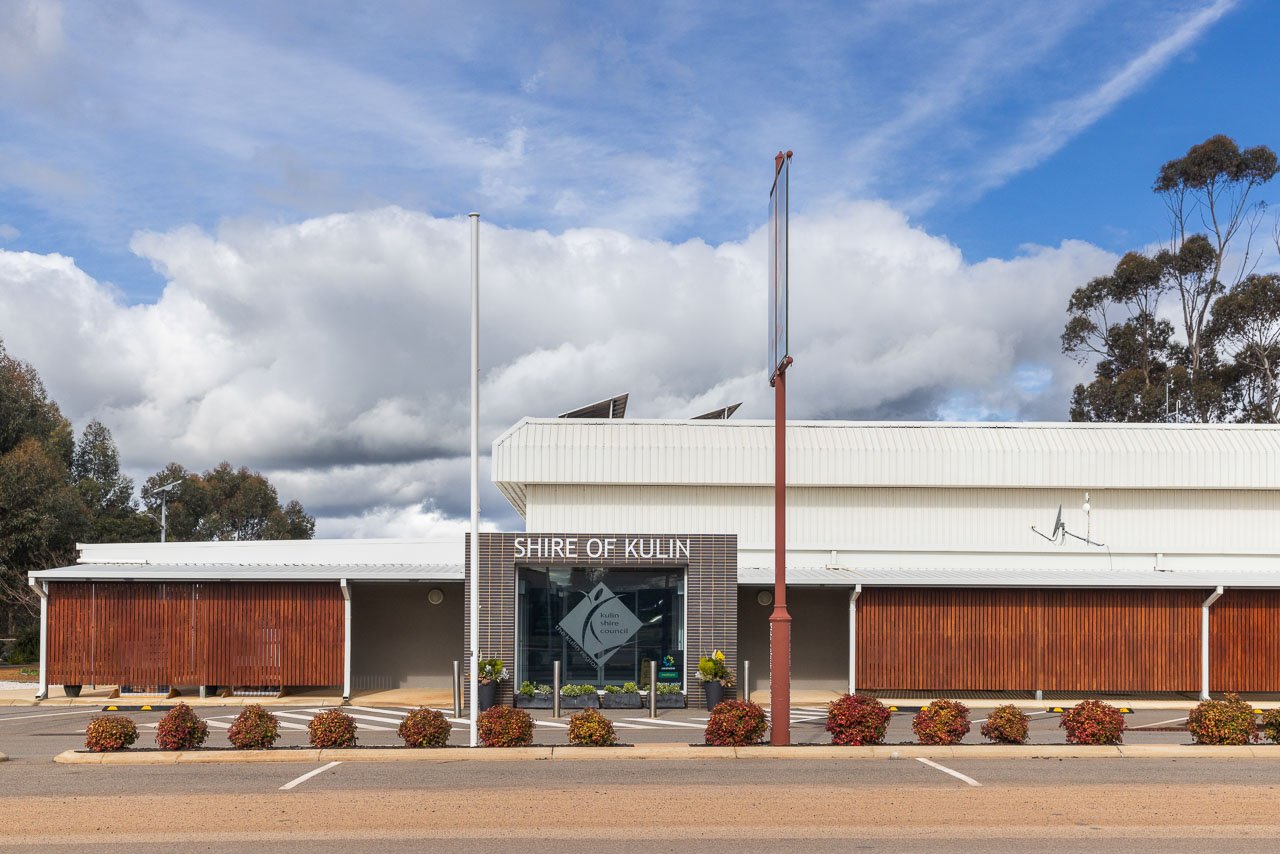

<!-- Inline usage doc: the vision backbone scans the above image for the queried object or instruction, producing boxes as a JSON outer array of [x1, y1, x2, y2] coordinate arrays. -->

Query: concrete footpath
[[54, 743, 1280, 764]]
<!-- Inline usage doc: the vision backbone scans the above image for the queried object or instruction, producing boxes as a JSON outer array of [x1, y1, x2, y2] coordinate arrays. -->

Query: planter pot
[[600, 693, 643, 709], [656, 693, 686, 709], [477, 681, 498, 712], [63, 684, 82, 698], [703, 681, 724, 711], [558, 693, 601, 709], [515, 694, 553, 709]]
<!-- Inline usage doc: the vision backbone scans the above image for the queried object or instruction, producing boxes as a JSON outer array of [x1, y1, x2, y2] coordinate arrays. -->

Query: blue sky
[[1, 0, 1277, 534], [2, 0, 1273, 301]]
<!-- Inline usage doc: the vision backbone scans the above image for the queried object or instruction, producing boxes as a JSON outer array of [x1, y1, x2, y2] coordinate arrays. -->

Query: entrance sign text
[[514, 536, 691, 561]]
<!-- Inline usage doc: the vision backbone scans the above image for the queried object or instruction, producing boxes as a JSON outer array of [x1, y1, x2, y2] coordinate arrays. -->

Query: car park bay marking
[[1129, 716, 1188, 730], [0, 708, 99, 723], [916, 757, 981, 787], [279, 761, 342, 791], [622, 717, 705, 729]]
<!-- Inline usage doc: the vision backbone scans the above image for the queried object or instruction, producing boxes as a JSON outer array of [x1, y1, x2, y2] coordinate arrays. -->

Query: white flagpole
[[469, 212, 481, 748]]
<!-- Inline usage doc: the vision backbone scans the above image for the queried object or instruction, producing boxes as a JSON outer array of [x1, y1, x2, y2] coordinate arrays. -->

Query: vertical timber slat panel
[[1211, 590, 1280, 692], [857, 587, 1199, 693], [44, 581, 343, 688]]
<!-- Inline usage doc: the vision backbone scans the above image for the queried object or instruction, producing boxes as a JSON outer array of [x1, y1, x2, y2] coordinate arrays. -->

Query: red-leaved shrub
[[1060, 700, 1125, 745], [477, 705, 534, 747], [398, 707, 452, 748], [980, 704, 1030, 744], [1187, 694, 1258, 745], [155, 703, 208, 750], [1261, 707, 1280, 744], [227, 704, 280, 749], [912, 699, 971, 745], [704, 700, 768, 746], [85, 715, 138, 752], [308, 708, 358, 748], [826, 694, 891, 746], [567, 708, 618, 746]]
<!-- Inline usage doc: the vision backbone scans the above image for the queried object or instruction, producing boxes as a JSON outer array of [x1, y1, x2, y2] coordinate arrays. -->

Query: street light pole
[[143, 480, 181, 543]]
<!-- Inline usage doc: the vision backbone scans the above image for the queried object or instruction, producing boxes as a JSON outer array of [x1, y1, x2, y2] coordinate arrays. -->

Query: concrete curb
[[52, 743, 1280, 765]]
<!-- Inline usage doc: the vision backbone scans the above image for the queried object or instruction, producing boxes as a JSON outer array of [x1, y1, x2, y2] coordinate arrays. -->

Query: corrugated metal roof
[[76, 538, 465, 567], [493, 419, 1280, 514], [736, 566, 1280, 588], [29, 563, 464, 582]]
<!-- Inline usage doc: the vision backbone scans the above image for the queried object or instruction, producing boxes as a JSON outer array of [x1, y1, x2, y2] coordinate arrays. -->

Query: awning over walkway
[[736, 565, 1280, 588], [28, 563, 464, 582]]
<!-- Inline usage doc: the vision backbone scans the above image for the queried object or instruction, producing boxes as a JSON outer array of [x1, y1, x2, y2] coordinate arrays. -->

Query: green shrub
[[3, 625, 38, 665], [559, 683, 597, 697], [308, 708, 358, 748], [697, 650, 735, 687], [825, 694, 891, 746], [227, 704, 280, 749], [704, 700, 768, 746], [603, 682, 640, 695], [1060, 700, 1125, 745], [155, 703, 208, 750], [1260, 707, 1280, 743], [1187, 694, 1258, 745], [912, 699, 971, 746], [477, 705, 534, 747], [85, 716, 138, 752], [517, 681, 551, 698], [567, 708, 617, 746], [980, 704, 1030, 744], [398, 707, 451, 748], [655, 683, 683, 695]]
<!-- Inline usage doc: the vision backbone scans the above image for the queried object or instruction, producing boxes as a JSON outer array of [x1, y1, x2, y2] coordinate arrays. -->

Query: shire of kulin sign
[[514, 536, 692, 561]]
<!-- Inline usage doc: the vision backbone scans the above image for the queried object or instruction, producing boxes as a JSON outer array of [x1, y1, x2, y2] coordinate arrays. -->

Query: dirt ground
[[2, 782, 1280, 844], [0, 664, 37, 683]]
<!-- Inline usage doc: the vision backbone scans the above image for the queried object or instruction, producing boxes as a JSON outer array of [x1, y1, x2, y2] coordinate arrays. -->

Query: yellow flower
[[713, 649, 724, 662]]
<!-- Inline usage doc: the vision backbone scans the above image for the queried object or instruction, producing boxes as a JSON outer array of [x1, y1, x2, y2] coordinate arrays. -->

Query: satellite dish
[[1051, 505, 1064, 539]]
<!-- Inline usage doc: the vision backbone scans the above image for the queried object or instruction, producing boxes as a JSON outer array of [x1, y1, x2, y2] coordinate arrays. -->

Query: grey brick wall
[[464, 532, 738, 709]]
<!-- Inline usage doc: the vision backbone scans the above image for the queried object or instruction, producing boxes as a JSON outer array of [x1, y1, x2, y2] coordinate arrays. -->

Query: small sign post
[[768, 150, 793, 746]]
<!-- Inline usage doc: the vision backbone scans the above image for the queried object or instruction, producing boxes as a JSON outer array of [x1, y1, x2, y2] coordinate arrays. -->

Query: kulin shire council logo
[[556, 582, 644, 666]]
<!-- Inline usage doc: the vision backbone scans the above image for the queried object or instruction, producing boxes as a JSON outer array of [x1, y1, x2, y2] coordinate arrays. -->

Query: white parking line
[[0, 708, 99, 723], [279, 761, 342, 791], [535, 720, 569, 729], [916, 757, 981, 787], [1129, 716, 1188, 730], [622, 717, 704, 729]]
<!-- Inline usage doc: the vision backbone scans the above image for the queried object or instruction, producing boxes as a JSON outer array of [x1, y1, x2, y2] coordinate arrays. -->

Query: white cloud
[[972, 0, 1238, 193], [0, 205, 1113, 535], [0, 0, 63, 81]]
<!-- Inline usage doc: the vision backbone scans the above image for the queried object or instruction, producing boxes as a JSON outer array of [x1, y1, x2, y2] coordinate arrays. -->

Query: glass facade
[[517, 566, 684, 688]]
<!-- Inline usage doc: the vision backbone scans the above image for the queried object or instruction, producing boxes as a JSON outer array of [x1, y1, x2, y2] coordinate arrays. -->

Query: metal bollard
[[742, 659, 750, 703], [553, 661, 562, 718], [453, 661, 462, 718], [649, 660, 657, 718]]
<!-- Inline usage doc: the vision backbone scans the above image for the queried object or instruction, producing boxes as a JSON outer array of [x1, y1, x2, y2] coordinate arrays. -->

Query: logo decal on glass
[[556, 583, 644, 666]]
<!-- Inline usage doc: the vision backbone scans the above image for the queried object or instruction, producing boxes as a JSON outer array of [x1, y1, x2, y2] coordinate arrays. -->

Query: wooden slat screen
[[1210, 590, 1280, 692], [857, 588, 1200, 693], [47, 582, 343, 687]]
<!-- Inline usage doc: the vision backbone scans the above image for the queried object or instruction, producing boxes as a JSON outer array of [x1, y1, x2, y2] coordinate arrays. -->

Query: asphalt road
[[3, 704, 1278, 853]]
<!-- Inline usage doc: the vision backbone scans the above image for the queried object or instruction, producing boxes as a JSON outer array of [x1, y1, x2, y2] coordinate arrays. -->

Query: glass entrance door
[[517, 566, 684, 688]]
